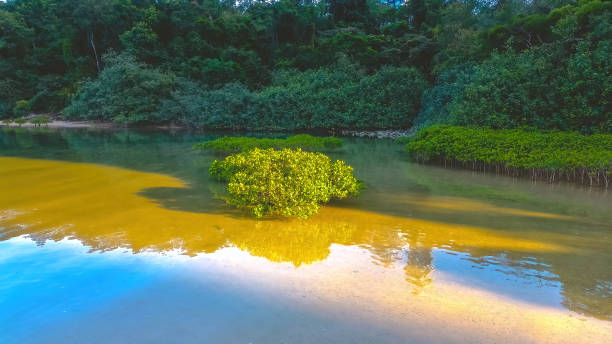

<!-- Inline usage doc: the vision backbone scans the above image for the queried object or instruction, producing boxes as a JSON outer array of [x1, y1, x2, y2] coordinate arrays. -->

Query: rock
[[340, 129, 414, 139]]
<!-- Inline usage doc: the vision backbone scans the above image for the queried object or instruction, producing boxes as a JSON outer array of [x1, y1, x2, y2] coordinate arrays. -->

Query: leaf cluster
[[209, 148, 361, 218], [30, 115, 52, 126], [406, 126, 612, 180]]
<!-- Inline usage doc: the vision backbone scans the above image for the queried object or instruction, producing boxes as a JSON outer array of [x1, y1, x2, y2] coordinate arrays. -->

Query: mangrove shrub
[[210, 148, 361, 218], [13, 118, 26, 126], [194, 135, 343, 154], [30, 115, 52, 127], [406, 126, 612, 187]]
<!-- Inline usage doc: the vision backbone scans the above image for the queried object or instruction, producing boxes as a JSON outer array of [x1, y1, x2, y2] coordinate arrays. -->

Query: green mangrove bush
[[13, 118, 26, 126], [194, 134, 343, 154], [30, 115, 52, 127], [210, 148, 361, 218], [406, 126, 612, 187]]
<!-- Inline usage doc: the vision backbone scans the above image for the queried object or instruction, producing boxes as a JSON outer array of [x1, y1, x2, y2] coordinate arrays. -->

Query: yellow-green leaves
[[210, 148, 361, 218]]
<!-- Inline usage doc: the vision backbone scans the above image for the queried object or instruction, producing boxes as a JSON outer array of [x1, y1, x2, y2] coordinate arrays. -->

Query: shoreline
[[0, 120, 109, 129], [340, 129, 413, 139], [1, 119, 413, 138]]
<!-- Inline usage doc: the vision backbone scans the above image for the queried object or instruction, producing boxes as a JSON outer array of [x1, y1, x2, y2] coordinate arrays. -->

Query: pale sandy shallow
[[0, 120, 107, 128], [11, 241, 610, 344], [193, 246, 611, 344], [1, 121, 411, 133], [0, 120, 194, 130]]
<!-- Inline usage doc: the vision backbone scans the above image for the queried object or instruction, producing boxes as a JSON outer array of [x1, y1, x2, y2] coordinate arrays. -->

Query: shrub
[[254, 64, 362, 130], [413, 63, 475, 130], [64, 53, 178, 124], [29, 75, 70, 113], [406, 126, 612, 187], [209, 148, 361, 218], [159, 81, 255, 129], [64, 57, 428, 130], [30, 115, 52, 127], [13, 100, 30, 116], [194, 134, 343, 154], [351, 65, 429, 128], [13, 117, 26, 126], [1, 118, 13, 125], [255, 63, 428, 130]]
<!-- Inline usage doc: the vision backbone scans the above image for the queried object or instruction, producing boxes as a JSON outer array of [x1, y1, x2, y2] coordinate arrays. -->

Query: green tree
[[120, 21, 160, 62], [64, 53, 178, 124], [13, 99, 30, 116]]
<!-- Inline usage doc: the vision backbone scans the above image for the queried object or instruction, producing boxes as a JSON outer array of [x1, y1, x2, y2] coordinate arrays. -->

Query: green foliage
[[13, 117, 26, 126], [210, 148, 361, 218], [480, 0, 612, 54], [255, 63, 428, 129], [13, 99, 30, 116], [120, 21, 159, 62], [0, 9, 33, 56], [139, 61, 428, 129], [447, 38, 611, 133], [254, 62, 365, 129], [190, 58, 246, 87], [0, 0, 608, 132], [418, 7, 612, 135], [0, 101, 9, 118], [327, 0, 370, 24], [413, 63, 475, 130], [353, 65, 429, 127], [1, 118, 13, 125], [431, 2, 480, 73], [160, 80, 255, 129], [64, 54, 178, 124], [194, 135, 343, 154], [29, 75, 72, 112], [406, 126, 612, 187], [30, 115, 52, 127]]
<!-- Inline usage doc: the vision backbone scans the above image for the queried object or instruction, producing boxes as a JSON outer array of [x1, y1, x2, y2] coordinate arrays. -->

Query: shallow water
[[0, 127, 610, 343]]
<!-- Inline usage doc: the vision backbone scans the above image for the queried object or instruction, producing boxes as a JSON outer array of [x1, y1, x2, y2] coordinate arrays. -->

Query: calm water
[[0, 127, 610, 343]]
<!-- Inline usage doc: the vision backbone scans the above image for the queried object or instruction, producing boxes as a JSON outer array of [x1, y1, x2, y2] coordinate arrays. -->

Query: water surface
[[0, 128, 610, 343]]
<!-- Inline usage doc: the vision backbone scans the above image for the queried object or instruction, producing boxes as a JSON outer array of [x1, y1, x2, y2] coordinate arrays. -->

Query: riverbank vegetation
[[194, 134, 343, 154], [0, 0, 609, 133], [0, 115, 52, 127], [210, 148, 361, 218], [406, 126, 612, 187], [30, 115, 52, 127]]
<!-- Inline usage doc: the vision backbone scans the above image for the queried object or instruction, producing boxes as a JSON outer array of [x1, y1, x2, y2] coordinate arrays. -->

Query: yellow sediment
[[0, 157, 569, 265], [402, 196, 577, 220]]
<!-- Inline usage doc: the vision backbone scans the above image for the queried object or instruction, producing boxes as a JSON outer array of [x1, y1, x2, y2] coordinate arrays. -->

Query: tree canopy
[[0, 0, 609, 132]]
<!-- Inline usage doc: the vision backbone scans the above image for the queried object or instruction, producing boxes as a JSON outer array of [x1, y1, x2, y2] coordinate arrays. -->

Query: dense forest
[[0, 0, 610, 132]]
